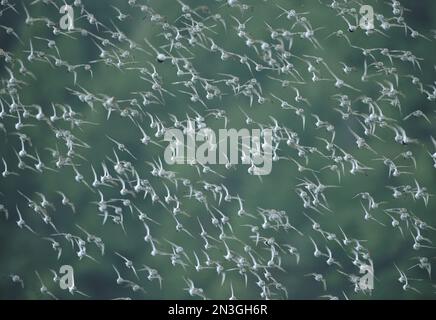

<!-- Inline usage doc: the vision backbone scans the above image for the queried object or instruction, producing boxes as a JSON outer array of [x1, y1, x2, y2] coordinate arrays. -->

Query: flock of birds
[[0, 0, 436, 299]]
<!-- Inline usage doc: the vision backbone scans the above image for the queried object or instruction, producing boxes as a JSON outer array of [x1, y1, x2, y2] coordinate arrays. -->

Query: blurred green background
[[1, 0, 436, 299]]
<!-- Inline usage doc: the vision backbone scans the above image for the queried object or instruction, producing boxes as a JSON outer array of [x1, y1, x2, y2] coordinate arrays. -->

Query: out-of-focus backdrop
[[1, 0, 436, 299]]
